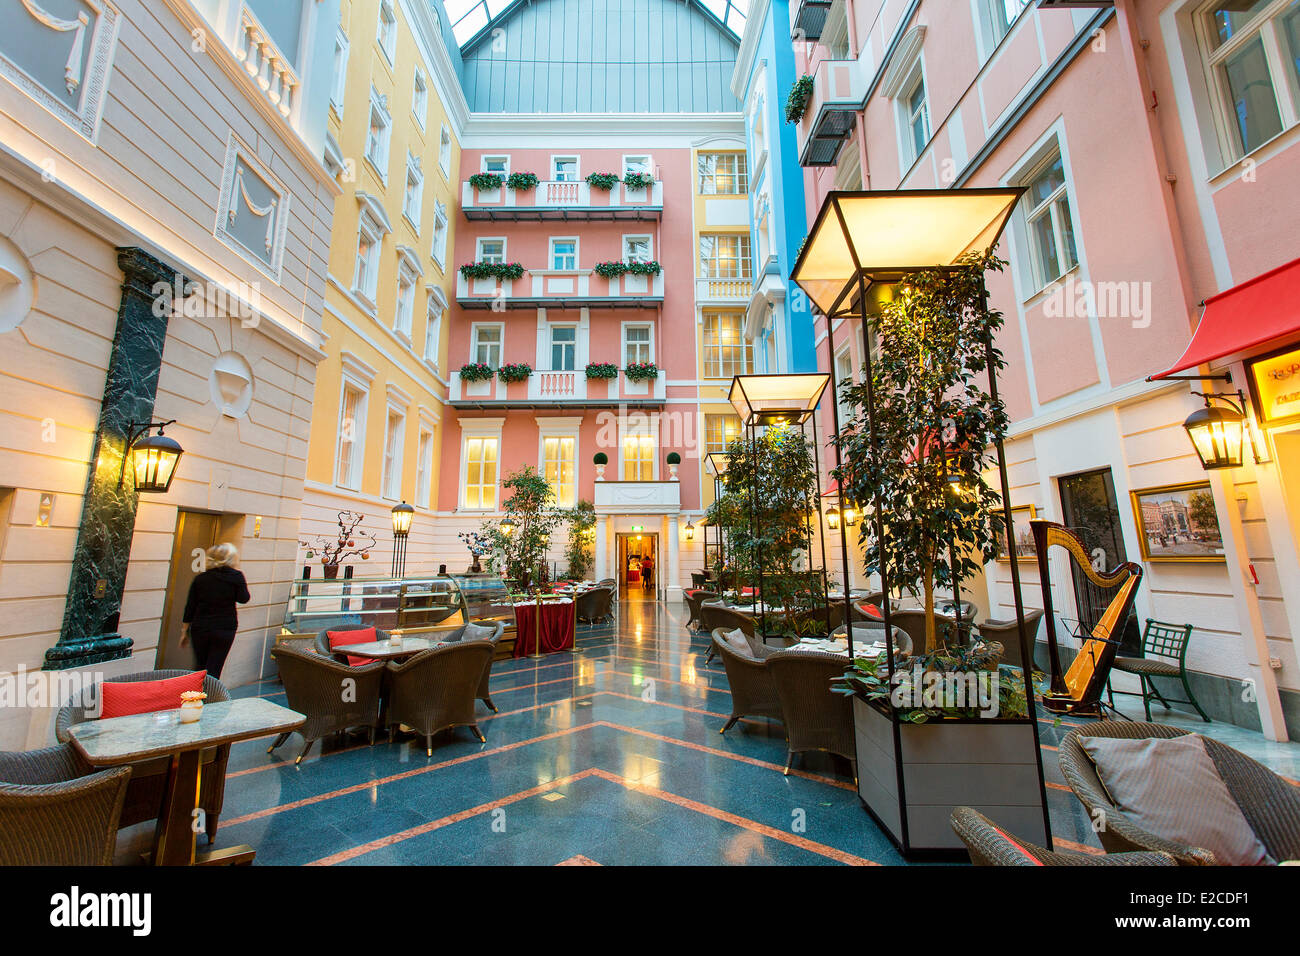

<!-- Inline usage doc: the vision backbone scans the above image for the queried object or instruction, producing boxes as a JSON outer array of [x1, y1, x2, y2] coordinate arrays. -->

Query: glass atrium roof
[[446, 0, 748, 48]]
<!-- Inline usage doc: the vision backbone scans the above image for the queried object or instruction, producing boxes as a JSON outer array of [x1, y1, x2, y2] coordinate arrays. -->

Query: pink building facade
[[789, 0, 1300, 739]]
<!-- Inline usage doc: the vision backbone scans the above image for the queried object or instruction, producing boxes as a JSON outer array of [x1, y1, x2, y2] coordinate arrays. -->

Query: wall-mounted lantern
[[119, 420, 183, 494]]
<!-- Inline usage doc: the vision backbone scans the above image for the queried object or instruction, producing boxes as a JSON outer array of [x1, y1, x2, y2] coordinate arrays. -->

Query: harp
[[1030, 518, 1143, 716]]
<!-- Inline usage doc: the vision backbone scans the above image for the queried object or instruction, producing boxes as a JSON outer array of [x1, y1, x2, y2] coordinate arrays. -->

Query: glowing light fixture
[[825, 506, 841, 531], [500, 516, 516, 535], [684, 521, 695, 540], [1184, 392, 1247, 470], [729, 373, 831, 426], [118, 420, 183, 494], [390, 501, 414, 577]]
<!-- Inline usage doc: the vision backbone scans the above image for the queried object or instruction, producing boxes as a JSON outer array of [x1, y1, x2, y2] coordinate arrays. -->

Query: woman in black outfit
[[181, 543, 250, 679]]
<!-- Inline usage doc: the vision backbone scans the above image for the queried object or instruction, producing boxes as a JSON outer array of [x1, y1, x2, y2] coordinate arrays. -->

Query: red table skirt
[[513, 601, 576, 657]]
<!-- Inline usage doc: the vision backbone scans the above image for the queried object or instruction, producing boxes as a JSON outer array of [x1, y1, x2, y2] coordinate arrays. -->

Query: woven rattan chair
[[831, 621, 912, 656], [466, 620, 506, 712], [268, 645, 387, 763], [703, 605, 760, 663], [975, 610, 1045, 671], [886, 609, 930, 656], [1107, 619, 1210, 722], [685, 590, 718, 629], [0, 745, 132, 866], [315, 626, 393, 662], [56, 670, 230, 845], [1058, 720, 1300, 865], [711, 631, 783, 735], [386, 642, 494, 756], [950, 807, 1176, 866], [766, 649, 856, 779], [576, 586, 615, 625]]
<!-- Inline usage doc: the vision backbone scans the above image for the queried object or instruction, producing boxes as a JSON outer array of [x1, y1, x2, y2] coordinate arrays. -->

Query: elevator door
[[157, 510, 243, 669]]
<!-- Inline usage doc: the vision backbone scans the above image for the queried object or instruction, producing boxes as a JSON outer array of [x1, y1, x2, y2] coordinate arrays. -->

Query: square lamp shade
[[705, 451, 730, 477], [729, 373, 831, 426], [791, 188, 1025, 317], [130, 433, 182, 493]]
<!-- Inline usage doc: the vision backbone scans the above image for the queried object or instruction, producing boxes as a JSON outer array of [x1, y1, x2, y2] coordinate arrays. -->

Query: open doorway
[[616, 531, 659, 601], [157, 509, 245, 669]]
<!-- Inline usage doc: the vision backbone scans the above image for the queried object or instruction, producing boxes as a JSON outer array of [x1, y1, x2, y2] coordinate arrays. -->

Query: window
[[366, 89, 392, 179], [699, 234, 752, 279], [697, 152, 749, 194], [331, 29, 349, 114], [550, 238, 577, 271], [623, 433, 655, 481], [543, 436, 576, 507], [477, 238, 505, 264], [703, 313, 753, 379], [1023, 150, 1079, 290], [432, 202, 449, 266], [901, 66, 930, 164], [353, 210, 384, 302], [553, 156, 579, 182], [424, 299, 443, 367], [482, 155, 509, 176], [985, 0, 1030, 48], [704, 414, 741, 455], [623, 235, 652, 263], [382, 407, 405, 499], [439, 126, 453, 177], [473, 325, 502, 367], [336, 384, 367, 489], [416, 428, 434, 508], [403, 155, 423, 226], [1196, 0, 1300, 160], [377, 0, 397, 63], [623, 155, 652, 177], [412, 69, 428, 129], [394, 268, 416, 339], [623, 325, 652, 366], [463, 437, 498, 509], [835, 347, 855, 426], [551, 326, 576, 370]]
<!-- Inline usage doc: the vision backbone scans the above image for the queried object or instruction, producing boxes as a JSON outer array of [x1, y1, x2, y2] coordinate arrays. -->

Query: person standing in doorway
[[180, 543, 250, 679], [641, 552, 654, 591]]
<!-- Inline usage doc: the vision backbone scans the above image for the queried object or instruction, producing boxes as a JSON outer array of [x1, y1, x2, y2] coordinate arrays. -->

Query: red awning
[[1150, 256, 1300, 379]]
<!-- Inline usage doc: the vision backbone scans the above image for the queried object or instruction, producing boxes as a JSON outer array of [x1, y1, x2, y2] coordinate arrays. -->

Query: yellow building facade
[[303, 0, 463, 574]]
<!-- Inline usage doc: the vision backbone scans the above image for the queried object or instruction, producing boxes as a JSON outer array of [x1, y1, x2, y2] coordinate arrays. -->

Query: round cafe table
[[513, 600, 576, 656]]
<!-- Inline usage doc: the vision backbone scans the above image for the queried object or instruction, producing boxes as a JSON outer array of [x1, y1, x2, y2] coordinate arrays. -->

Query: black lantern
[[391, 501, 414, 577], [118, 421, 183, 494], [684, 520, 695, 541], [1184, 392, 1247, 471], [825, 506, 841, 531]]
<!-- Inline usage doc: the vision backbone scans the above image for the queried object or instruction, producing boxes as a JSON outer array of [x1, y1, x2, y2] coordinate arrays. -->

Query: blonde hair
[[207, 543, 239, 568]]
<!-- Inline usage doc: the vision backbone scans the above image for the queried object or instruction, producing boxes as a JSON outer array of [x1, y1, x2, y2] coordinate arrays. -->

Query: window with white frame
[[462, 435, 499, 509], [382, 405, 405, 499], [331, 29, 349, 113], [623, 325, 652, 366], [1195, 0, 1300, 161], [353, 210, 384, 303], [439, 126, 453, 177], [551, 326, 576, 370], [983, 0, 1030, 49], [899, 64, 930, 166], [482, 155, 509, 176], [432, 202, 449, 266], [1021, 148, 1080, 291], [403, 155, 423, 226], [622, 431, 655, 481], [416, 427, 434, 507], [377, 0, 397, 63], [542, 436, 576, 507], [424, 298, 443, 367], [550, 238, 577, 270], [623, 155, 652, 177], [699, 234, 752, 279], [704, 413, 741, 455], [697, 152, 749, 194], [477, 238, 505, 264], [623, 235, 652, 263], [336, 383, 367, 489], [472, 325, 502, 367], [703, 312, 752, 379], [553, 156, 579, 182], [394, 266, 416, 339], [835, 346, 855, 426], [366, 89, 392, 179], [413, 69, 428, 128]]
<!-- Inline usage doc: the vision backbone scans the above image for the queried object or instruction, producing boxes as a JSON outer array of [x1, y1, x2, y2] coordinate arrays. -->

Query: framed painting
[[1129, 481, 1225, 563], [994, 504, 1037, 562]]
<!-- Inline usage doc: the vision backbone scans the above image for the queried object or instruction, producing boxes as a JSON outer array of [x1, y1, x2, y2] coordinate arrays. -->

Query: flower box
[[497, 363, 533, 384], [459, 261, 526, 282], [585, 362, 619, 380], [623, 362, 659, 383], [585, 172, 620, 191], [468, 173, 503, 191], [458, 362, 495, 382], [506, 171, 539, 191]]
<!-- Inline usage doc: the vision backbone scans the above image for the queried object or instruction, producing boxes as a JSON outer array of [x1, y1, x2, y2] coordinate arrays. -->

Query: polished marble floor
[[209, 597, 1298, 865]]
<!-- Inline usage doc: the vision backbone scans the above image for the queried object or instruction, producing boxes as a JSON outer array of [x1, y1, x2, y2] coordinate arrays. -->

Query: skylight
[[446, 0, 749, 48]]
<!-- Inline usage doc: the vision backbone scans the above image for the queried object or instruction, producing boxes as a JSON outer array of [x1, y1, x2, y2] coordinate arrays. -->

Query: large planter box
[[853, 696, 1049, 856]]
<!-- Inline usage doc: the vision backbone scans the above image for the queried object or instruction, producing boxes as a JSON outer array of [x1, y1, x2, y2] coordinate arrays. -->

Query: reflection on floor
[[212, 598, 1300, 865]]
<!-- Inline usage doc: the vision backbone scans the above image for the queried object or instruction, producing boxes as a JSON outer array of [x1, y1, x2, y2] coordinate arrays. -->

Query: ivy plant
[[785, 74, 814, 124]]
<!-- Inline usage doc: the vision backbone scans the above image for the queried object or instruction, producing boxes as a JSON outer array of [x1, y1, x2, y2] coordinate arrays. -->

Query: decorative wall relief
[[215, 135, 290, 278], [209, 350, 254, 418], [0, 235, 36, 333]]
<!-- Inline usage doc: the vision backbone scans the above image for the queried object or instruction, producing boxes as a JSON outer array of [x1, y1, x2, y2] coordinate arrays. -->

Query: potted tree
[[666, 451, 681, 479], [300, 511, 376, 578], [593, 452, 608, 481], [480, 466, 565, 592]]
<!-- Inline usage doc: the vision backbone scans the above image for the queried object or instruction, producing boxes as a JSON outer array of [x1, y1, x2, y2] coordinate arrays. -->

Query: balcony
[[449, 369, 666, 409], [695, 276, 753, 305], [455, 269, 665, 310], [594, 479, 680, 515], [461, 180, 664, 221], [233, 2, 300, 121], [790, 0, 834, 41], [799, 57, 866, 167]]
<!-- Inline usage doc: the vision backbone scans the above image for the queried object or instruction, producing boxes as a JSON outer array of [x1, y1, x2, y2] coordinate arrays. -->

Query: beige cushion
[[462, 622, 496, 643], [1079, 734, 1270, 866], [721, 628, 754, 658]]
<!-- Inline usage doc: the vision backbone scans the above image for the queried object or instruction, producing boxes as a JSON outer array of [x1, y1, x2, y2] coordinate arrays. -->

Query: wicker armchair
[[1058, 720, 1300, 865], [703, 605, 763, 663], [386, 642, 494, 756], [766, 649, 856, 778], [469, 620, 506, 712], [315, 627, 392, 662], [711, 631, 783, 735], [0, 746, 132, 866], [576, 586, 615, 625], [269, 645, 387, 763], [685, 590, 718, 629], [974, 610, 1045, 671], [950, 807, 1176, 866], [56, 670, 230, 845], [831, 621, 912, 656], [886, 609, 931, 656]]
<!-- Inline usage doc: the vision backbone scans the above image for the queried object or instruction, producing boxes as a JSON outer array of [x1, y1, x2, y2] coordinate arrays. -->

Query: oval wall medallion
[[209, 351, 254, 418]]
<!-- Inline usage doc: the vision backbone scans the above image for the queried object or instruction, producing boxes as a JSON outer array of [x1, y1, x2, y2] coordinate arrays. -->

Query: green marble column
[[46, 247, 184, 670]]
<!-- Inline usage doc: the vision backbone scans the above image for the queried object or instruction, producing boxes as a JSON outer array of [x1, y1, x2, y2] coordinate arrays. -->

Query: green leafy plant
[[479, 466, 565, 591], [458, 362, 495, 382], [833, 252, 1011, 653], [563, 500, 596, 579], [592, 452, 608, 465], [623, 362, 659, 382], [459, 261, 526, 281], [625, 259, 662, 276], [497, 362, 533, 383], [585, 362, 619, 380], [785, 74, 814, 124], [622, 172, 655, 190], [506, 171, 539, 191], [666, 452, 682, 465], [593, 261, 629, 279], [585, 172, 621, 190], [469, 172, 503, 191]]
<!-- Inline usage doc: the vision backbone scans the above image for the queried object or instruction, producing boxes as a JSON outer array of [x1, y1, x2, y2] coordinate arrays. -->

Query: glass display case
[[280, 573, 514, 636]]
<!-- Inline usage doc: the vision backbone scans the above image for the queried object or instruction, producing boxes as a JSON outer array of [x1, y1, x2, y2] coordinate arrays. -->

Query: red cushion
[[858, 603, 884, 620], [100, 671, 207, 719], [327, 627, 377, 667], [740, 587, 756, 597]]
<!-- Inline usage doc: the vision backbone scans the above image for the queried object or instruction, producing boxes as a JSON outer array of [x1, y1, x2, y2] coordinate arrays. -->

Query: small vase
[[179, 701, 203, 723], [389, 633, 402, 647], [669, 464, 679, 480], [322, 563, 340, 580], [595, 463, 606, 481]]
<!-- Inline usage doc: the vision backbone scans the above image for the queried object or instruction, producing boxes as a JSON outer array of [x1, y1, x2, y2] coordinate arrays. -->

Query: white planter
[[595, 463, 606, 481]]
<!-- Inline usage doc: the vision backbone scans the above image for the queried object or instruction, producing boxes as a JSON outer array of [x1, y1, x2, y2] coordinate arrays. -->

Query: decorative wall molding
[[214, 134, 291, 280]]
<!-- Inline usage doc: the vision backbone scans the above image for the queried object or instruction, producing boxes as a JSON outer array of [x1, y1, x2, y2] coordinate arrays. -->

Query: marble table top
[[68, 698, 305, 766], [338, 636, 446, 659]]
